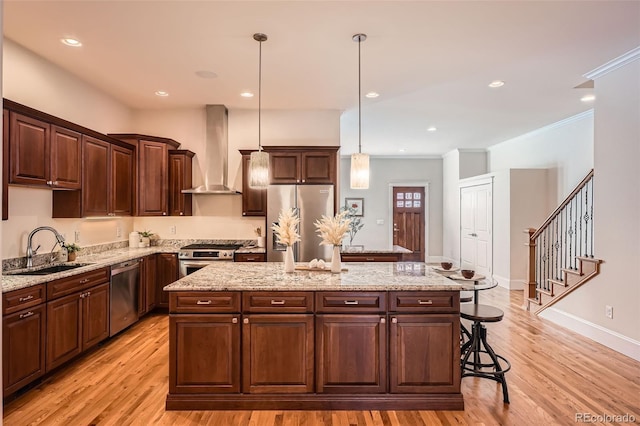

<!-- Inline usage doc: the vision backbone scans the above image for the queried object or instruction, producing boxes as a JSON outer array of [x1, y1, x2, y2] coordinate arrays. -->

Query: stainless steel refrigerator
[[267, 185, 334, 262]]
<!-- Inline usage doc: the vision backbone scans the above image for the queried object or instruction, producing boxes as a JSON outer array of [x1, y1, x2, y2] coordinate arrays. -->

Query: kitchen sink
[[8, 263, 92, 276]]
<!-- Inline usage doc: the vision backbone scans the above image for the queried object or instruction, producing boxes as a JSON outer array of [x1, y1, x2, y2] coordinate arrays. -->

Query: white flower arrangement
[[272, 208, 300, 246], [314, 210, 351, 246]]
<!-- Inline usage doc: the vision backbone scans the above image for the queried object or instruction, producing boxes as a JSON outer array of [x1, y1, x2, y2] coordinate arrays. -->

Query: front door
[[393, 186, 425, 262]]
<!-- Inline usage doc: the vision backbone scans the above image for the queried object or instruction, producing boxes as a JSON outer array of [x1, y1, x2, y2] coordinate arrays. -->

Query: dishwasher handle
[[111, 261, 140, 276]]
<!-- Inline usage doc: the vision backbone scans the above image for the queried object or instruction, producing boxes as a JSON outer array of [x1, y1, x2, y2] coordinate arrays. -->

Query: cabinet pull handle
[[19, 295, 34, 302], [246, 257, 257, 261], [392, 317, 397, 323], [344, 300, 359, 305], [418, 300, 433, 305], [232, 318, 238, 324], [270, 300, 286, 305], [366, 257, 375, 261], [19, 311, 34, 319], [196, 300, 212, 305], [380, 317, 386, 324], [79, 278, 90, 284]]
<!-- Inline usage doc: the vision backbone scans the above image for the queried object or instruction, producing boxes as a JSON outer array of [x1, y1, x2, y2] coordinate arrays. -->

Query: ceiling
[[4, 1, 640, 156]]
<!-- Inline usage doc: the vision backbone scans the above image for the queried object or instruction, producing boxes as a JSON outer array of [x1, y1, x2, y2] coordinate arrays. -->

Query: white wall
[[340, 156, 443, 257], [542, 55, 640, 355]]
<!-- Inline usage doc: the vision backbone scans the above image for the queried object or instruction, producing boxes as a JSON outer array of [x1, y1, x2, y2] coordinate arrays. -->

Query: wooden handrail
[[530, 169, 594, 241]]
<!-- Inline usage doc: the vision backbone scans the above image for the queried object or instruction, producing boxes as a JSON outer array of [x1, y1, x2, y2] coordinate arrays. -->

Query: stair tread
[[548, 278, 568, 287], [538, 288, 553, 296], [562, 268, 582, 276], [527, 297, 542, 306], [577, 256, 603, 263]]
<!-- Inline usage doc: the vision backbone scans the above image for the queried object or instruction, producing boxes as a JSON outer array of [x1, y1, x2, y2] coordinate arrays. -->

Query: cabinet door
[[242, 314, 314, 393], [157, 253, 178, 308], [50, 125, 82, 189], [170, 314, 240, 394], [169, 151, 193, 216], [241, 154, 266, 216], [10, 112, 50, 186], [46, 292, 82, 371], [82, 283, 110, 350], [111, 144, 134, 216], [316, 314, 387, 393], [3, 305, 46, 395], [3, 109, 9, 220], [138, 140, 168, 216], [82, 135, 110, 217], [269, 152, 301, 184], [301, 151, 335, 184], [139, 254, 157, 315], [389, 314, 460, 394]]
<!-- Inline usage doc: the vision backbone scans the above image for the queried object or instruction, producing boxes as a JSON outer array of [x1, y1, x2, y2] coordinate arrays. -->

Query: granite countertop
[[341, 245, 412, 254], [1, 246, 179, 293], [235, 246, 266, 254], [164, 262, 465, 292]]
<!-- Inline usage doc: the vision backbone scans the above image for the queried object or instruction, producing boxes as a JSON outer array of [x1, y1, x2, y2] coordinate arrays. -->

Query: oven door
[[179, 260, 214, 278]]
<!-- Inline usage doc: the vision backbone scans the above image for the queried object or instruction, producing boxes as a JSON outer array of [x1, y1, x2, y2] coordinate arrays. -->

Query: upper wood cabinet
[[9, 112, 81, 190], [82, 136, 111, 216], [263, 147, 338, 185], [239, 150, 267, 217], [3, 109, 9, 220], [168, 150, 195, 216], [111, 144, 135, 216], [108, 134, 180, 217]]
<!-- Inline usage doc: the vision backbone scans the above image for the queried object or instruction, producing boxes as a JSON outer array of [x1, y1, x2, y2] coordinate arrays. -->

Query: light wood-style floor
[[4, 287, 640, 425]]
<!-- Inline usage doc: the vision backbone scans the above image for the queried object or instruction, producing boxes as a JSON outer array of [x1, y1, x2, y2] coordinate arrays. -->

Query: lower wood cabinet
[[170, 314, 240, 394], [234, 253, 266, 262], [242, 314, 314, 393], [138, 254, 157, 315], [341, 253, 404, 262], [157, 253, 178, 308], [3, 304, 46, 396]]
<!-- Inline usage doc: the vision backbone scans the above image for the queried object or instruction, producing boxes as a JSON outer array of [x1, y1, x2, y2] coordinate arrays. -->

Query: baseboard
[[492, 275, 525, 290], [540, 307, 640, 362]]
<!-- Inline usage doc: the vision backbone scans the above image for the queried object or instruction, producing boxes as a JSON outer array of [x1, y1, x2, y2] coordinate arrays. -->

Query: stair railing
[[525, 170, 594, 301]]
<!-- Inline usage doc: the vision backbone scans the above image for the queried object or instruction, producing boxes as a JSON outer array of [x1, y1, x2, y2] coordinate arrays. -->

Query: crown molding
[[584, 46, 640, 80]]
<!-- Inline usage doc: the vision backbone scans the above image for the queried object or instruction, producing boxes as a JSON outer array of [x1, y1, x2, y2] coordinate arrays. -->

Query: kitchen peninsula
[[164, 262, 464, 410]]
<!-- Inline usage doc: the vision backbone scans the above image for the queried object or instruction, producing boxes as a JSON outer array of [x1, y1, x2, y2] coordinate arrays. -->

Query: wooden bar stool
[[460, 303, 511, 403]]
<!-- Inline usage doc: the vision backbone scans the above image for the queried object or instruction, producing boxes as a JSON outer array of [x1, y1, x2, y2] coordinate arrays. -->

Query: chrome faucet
[[26, 226, 66, 268]]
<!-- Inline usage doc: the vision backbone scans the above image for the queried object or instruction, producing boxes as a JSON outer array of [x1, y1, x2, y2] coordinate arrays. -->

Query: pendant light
[[249, 33, 270, 189], [350, 33, 370, 190]]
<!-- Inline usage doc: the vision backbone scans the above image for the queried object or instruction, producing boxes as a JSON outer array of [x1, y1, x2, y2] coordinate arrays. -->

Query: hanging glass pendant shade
[[350, 33, 370, 190], [248, 32, 270, 189]]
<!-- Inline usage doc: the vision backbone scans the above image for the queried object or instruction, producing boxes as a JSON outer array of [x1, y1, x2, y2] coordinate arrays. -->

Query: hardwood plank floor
[[4, 287, 639, 425]]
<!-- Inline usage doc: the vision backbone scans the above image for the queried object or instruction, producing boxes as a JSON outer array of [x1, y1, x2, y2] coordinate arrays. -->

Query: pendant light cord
[[357, 36, 362, 155], [258, 38, 263, 152]]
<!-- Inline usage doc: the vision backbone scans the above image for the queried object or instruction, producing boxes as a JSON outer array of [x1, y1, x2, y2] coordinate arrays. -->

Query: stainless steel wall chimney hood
[[182, 105, 241, 194]]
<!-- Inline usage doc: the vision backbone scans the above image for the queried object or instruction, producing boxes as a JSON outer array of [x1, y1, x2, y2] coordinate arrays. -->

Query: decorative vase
[[257, 236, 266, 248], [331, 245, 342, 273], [141, 236, 150, 248], [284, 245, 295, 273], [67, 252, 77, 262]]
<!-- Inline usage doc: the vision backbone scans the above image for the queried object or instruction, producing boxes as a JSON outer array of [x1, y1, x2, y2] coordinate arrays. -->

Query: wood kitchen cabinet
[[168, 150, 195, 216], [108, 134, 181, 217], [8, 112, 82, 190], [234, 252, 266, 262], [3, 109, 9, 220], [3, 284, 47, 396], [239, 150, 267, 217], [341, 253, 404, 262], [263, 147, 338, 185], [157, 253, 179, 309], [139, 254, 157, 316]]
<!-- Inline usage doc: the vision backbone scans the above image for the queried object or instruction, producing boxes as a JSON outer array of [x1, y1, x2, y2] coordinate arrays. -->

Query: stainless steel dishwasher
[[110, 260, 140, 337]]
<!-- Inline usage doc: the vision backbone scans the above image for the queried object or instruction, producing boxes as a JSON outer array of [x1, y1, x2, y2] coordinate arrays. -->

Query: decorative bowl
[[461, 269, 475, 279], [440, 262, 453, 270]]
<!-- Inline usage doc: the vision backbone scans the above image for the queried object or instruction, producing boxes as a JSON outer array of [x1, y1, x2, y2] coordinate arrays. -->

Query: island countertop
[[164, 262, 465, 292]]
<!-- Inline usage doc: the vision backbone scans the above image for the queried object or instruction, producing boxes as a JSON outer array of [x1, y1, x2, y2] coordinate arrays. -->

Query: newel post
[[524, 228, 537, 308]]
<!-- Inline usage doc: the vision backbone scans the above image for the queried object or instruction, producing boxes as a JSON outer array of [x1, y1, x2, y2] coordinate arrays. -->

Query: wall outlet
[[605, 305, 613, 319], [74, 231, 81, 243], [116, 227, 122, 238], [170, 225, 176, 235], [376, 219, 384, 225]]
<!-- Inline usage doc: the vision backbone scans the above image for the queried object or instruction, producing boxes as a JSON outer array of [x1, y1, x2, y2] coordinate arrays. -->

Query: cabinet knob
[[163, 212, 167, 216], [243, 318, 249, 324], [53, 181, 59, 186], [392, 317, 397, 324], [380, 317, 386, 324], [179, 212, 184, 216], [232, 318, 238, 324], [46, 180, 53, 186], [302, 179, 305, 183]]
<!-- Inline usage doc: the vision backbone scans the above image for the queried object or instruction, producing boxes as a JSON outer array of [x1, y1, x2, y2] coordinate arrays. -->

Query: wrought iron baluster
[[579, 186, 583, 259], [590, 176, 594, 257], [567, 200, 573, 269]]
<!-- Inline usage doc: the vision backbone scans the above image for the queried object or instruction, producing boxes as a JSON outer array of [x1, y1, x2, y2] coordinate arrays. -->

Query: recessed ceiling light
[[427, 126, 437, 132], [155, 91, 169, 97], [61, 37, 82, 47], [581, 94, 596, 102], [195, 70, 218, 79], [240, 92, 254, 98], [399, 148, 406, 153], [488, 80, 505, 88], [365, 92, 379, 98]]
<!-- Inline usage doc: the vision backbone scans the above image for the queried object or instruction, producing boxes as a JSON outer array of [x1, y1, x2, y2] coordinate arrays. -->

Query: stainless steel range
[[178, 243, 242, 277]]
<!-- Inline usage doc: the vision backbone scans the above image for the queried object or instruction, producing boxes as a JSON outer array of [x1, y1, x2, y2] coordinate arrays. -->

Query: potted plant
[[341, 206, 364, 247], [139, 230, 153, 247], [64, 243, 81, 262], [254, 226, 265, 248]]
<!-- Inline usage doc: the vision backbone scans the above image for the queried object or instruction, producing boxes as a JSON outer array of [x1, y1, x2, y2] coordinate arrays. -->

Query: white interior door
[[460, 183, 492, 277]]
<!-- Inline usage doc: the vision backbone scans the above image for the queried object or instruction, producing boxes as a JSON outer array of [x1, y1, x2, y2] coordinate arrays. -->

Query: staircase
[[524, 170, 603, 314]]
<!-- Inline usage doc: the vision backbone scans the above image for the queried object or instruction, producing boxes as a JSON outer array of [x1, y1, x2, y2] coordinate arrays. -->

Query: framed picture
[[345, 197, 364, 216]]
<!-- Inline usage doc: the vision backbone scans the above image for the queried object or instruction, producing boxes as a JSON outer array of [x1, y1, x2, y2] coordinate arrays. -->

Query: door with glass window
[[393, 187, 425, 262]]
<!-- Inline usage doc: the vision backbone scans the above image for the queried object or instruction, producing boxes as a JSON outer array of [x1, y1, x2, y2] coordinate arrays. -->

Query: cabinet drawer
[[389, 291, 459, 313], [3, 284, 46, 315], [341, 254, 402, 262], [47, 267, 109, 300], [243, 292, 313, 313], [234, 253, 266, 262], [316, 292, 386, 313], [170, 292, 241, 313]]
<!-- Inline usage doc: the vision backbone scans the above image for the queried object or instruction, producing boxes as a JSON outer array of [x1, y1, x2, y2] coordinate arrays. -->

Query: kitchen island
[[164, 262, 465, 410]]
